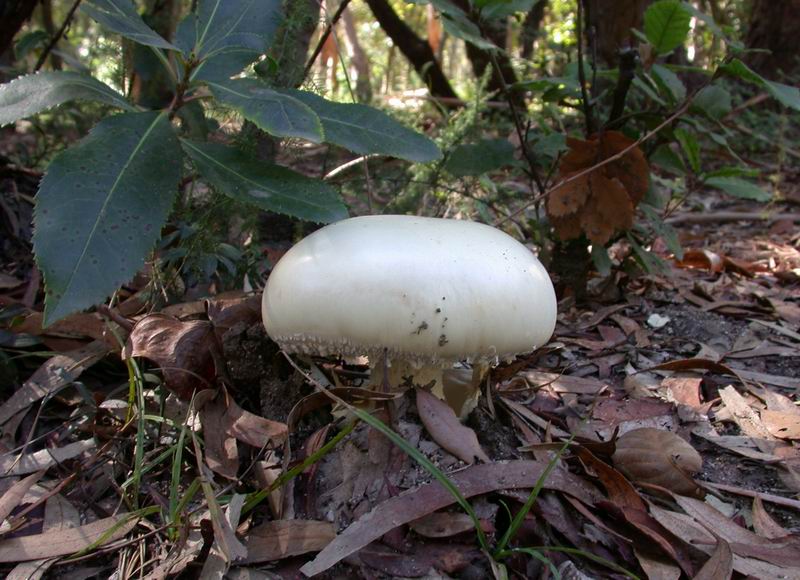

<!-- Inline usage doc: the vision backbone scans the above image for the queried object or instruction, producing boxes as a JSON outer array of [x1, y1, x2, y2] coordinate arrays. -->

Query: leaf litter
[[0, 192, 799, 578]]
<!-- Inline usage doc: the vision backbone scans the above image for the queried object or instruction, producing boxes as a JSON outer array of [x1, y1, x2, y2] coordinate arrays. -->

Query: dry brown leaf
[[0, 470, 44, 527], [760, 409, 800, 440], [612, 428, 702, 496], [0, 515, 137, 562], [594, 175, 634, 231], [634, 550, 681, 580], [300, 460, 600, 577], [240, 520, 335, 564], [124, 313, 216, 399], [199, 392, 239, 480], [752, 497, 791, 539], [409, 511, 478, 538], [549, 213, 583, 240], [547, 172, 590, 216], [559, 136, 599, 173], [226, 398, 288, 448], [0, 341, 109, 427], [579, 196, 616, 244], [0, 439, 95, 476], [693, 535, 733, 580], [416, 389, 489, 464], [676, 249, 725, 273], [597, 131, 649, 204]]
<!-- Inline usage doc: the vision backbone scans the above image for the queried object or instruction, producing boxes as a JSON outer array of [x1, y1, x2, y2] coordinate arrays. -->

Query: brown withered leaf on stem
[[612, 428, 703, 496], [547, 172, 590, 216], [124, 313, 217, 399], [596, 131, 649, 204], [548, 131, 648, 243]]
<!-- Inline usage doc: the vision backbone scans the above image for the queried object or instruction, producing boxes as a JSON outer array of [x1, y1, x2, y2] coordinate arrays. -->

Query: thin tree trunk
[[520, 0, 547, 60], [129, 0, 182, 108], [746, 0, 800, 77], [583, 0, 649, 66], [40, 0, 63, 70], [341, 5, 372, 103], [364, 0, 459, 102]]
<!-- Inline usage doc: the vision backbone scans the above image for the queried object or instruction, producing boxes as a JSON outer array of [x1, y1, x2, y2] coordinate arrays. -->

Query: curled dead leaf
[[124, 313, 217, 399], [547, 173, 590, 216], [612, 428, 702, 496]]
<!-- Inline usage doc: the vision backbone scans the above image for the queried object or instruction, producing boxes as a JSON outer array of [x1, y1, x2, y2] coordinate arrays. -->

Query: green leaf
[[34, 112, 181, 325], [627, 234, 669, 274], [81, 0, 175, 49], [704, 176, 771, 202], [181, 140, 348, 223], [282, 90, 442, 163], [0, 72, 134, 127], [644, 0, 691, 55], [426, 0, 496, 50], [674, 128, 700, 173], [208, 79, 323, 142], [641, 205, 683, 259], [720, 59, 800, 111], [651, 64, 686, 103], [591, 245, 612, 277], [445, 139, 514, 177], [650, 144, 686, 176], [704, 166, 758, 179], [480, 0, 536, 20], [14, 30, 49, 59], [690, 85, 731, 119], [633, 76, 667, 106], [531, 133, 568, 161], [177, 0, 282, 82]]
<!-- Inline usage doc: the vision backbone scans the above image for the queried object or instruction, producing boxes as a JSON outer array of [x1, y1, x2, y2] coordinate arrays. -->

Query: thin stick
[[35, 0, 83, 72]]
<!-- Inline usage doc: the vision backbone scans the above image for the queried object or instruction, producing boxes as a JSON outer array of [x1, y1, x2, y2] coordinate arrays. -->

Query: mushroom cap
[[262, 215, 557, 366]]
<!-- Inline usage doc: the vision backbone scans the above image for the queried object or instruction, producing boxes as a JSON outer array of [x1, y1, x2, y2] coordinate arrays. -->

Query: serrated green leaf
[[633, 76, 667, 105], [720, 59, 800, 111], [182, 140, 348, 224], [178, 0, 282, 82], [34, 112, 181, 325], [0, 72, 135, 127], [208, 79, 323, 142], [690, 85, 731, 119], [674, 128, 700, 173], [704, 176, 771, 201], [444, 139, 514, 176], [282, 90, 442, 163], [651, 64, 686, 103], [644, 0, 691, 55], [650, 144, 686, 176], [81, 0, 175, 49]]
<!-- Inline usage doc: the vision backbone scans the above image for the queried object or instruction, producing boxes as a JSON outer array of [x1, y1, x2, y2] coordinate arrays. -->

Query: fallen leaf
[[300, 460, 599, 576], [693, 535, 733, 580], [752, 497, 791, 539], [0, 470, 45, 527], [409, 511, 480, 538], [676, 249, 724, 273], [416, 389, 489, 464], [0, 341, 110, 427], [240, 520, 335, 564], [760, 409, 800, 440], [0, 439, 95, 476], [124, 313, 217, 399], [0, 515, 137, 562], [612, 428, 702, 496], [718, 386, 773, 440], [199, 392, 239, 479]]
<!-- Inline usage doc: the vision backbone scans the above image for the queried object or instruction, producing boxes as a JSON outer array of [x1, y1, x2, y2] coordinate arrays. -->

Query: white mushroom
[[261, 215, 557, 416]]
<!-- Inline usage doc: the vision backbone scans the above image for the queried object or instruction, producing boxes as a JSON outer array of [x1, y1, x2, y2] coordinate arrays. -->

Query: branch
[[302, 0, 352, 84], [35, 0, 82, 72]]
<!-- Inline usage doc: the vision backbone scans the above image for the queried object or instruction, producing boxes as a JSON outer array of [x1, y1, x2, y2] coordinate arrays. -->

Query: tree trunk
[[341, 5, 372, 103], [520, 0, 547, 60], [0, 0, 37, 69], [451, 0, 524, 108], [40, 0, 63, 70], [129, 0, 182, 108], [583, 0, 649, 66], [364, 0, 460, 102], [746, 0, 800, 77]]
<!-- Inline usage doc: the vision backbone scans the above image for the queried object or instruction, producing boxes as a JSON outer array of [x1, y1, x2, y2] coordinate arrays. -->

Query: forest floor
[[0, 152, 799, 578]]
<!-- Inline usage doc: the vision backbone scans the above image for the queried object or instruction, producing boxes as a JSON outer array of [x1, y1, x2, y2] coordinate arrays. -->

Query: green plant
[[0, 0, 442, 326]]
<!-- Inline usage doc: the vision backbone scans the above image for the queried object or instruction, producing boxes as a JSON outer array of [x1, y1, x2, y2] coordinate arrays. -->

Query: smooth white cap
[[262, 215, 557, 366]]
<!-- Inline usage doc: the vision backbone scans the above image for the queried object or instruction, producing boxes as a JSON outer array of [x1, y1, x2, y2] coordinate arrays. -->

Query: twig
[[665, 211, 800, 225], [302, 0, 352, 83], [35, 0, 83, 72]]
